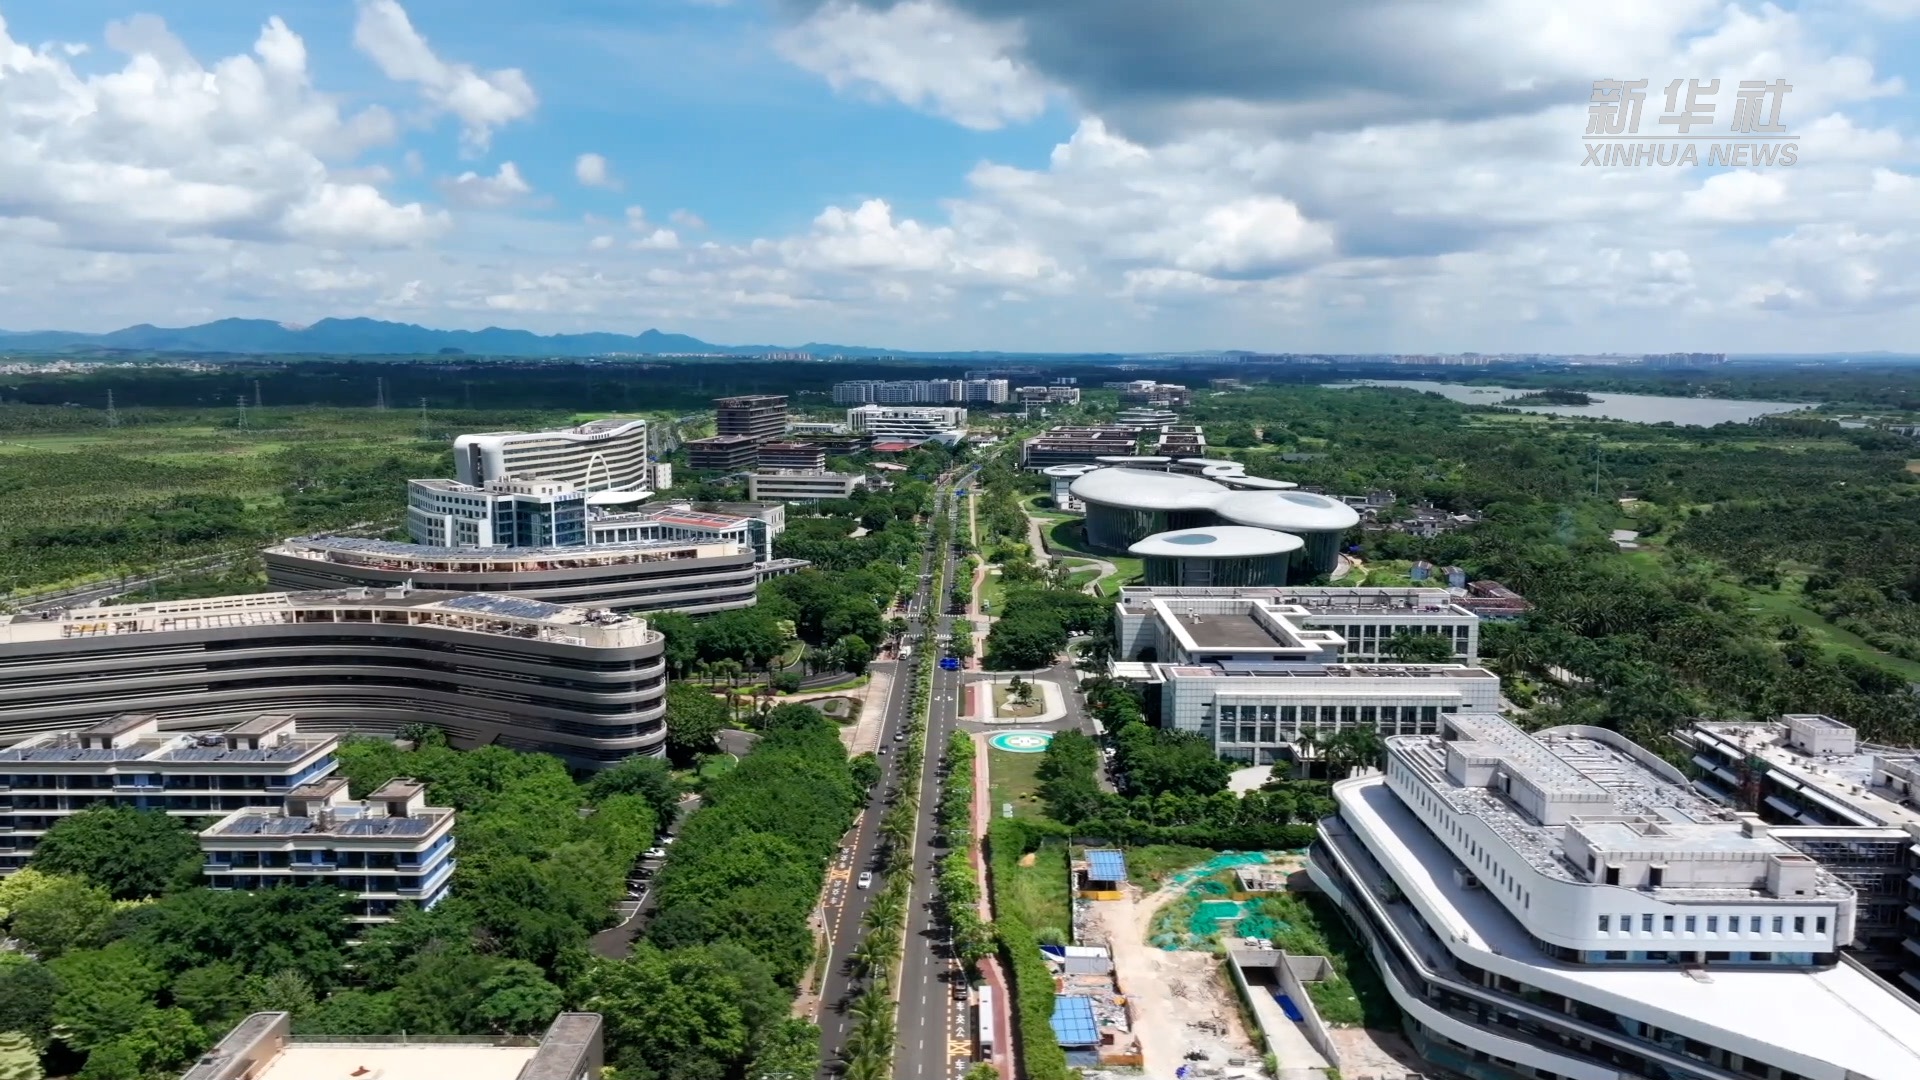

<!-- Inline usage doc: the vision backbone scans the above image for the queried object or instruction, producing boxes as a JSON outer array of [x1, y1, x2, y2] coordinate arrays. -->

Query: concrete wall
[[1275, 952, 1343, 1069]]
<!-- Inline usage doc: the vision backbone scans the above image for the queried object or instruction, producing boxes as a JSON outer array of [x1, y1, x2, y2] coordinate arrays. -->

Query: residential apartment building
[[201, 775, 456, 924], [963, 378, 1009, 403], [1309, 710, 1920, 1080], [454, 418, 653, 493], [845, 404, 968, 440], [182, 1012, 603, 1080], [1116, 586, 1480, 665], [755, 441, 827, 470], [406, 478, 588, 548], [746, 470, 865, 501], [714, 394, 787, 443], [684, 434, 761, 472], [0, 589, 668, 770], [0, 713, 338, 873], [832, 379, 1003, 404], [1020, 426, 1138, 469], [1681, 716, 1920, 993]]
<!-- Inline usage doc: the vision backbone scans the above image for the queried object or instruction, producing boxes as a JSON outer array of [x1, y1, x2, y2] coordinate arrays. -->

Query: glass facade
[[1143, 551, 1295, 587]]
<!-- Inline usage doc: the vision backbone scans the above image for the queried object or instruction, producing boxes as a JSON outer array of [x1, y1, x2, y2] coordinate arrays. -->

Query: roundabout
[[987, 730, 1055, 754]]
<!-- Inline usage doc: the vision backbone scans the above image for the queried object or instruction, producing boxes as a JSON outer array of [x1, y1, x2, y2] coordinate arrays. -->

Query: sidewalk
[[840, 667, 891, 755], [970, 733, 1015, 1080]]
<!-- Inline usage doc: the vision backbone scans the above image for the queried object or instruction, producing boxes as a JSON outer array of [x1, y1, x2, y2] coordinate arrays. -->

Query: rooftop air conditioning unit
[[1452, 867, 1482, 890]]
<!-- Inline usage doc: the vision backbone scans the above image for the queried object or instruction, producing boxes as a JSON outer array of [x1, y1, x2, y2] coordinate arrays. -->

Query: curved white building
[[1128, 526, 1303, 588], [1069, 468, 1358, 578], [1310, 710, 1920, 1080], [454, 418, 652, 494]]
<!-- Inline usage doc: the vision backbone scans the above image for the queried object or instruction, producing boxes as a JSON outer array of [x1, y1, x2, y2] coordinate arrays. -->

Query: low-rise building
[[845, 404, 968, 440], [1682, 716, 1920, 992], [755, 442, 827, 470], [1110, 380, 1192, 407], [0, 713, 338, 873], [1310, 710, 1920, 1080], [201, 775, 456, 924], [1116, 586, 1480, 665], [746, 469, 865, 502], [1016, 385, 1081, 405], [684, 434, 761, 472], [1020, 427, 1138, 469], [406, 478, 591, 548], [181, 1011, 603, 1080], [1114, 407, 1181, 430]]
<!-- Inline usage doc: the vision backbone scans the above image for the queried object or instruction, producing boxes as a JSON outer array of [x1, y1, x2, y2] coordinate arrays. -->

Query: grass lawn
[[988, 747, 1049, 819], [991, 682, 1045, 718], [981, 569, 1007, 615], [1122, 844, 1222, 890], [1022, 493, 1074, 523], [999, 840, 1072, 943], [1253, 891, 1399, 1029], [1740, 581, 1920, 681]]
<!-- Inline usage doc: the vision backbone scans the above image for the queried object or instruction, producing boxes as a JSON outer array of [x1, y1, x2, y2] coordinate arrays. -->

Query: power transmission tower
[[375, 377, 387, 411], [253, 380, 262, 408], [418, 397, 429, 439], [106, 389, 119, 429], [236, 394, 248, 432]]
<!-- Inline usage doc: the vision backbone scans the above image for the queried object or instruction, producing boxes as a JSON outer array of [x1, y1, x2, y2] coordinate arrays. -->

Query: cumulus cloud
[[438, 162, 534, 208], [353, 0, 537, 153], [0, 11, 438, 249], [574, 152, 618, 189], [777, 0, 1050, 129]]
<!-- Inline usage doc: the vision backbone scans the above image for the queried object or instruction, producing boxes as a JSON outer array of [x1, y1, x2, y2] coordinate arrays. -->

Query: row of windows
[[1597, 913, 1827, 938], [1391, 760, 1536, 911]]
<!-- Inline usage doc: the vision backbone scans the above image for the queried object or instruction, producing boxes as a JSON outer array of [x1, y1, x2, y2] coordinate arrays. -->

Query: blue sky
[[2, 1, 1920, 353]]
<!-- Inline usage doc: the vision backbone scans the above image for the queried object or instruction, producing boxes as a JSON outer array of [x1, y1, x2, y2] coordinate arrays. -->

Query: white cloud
[[777, 0, 1050, 130], [670, 208, 707, 230], [352, 0, 537, 153], [438, 162, 534, 208], [631, 228, 681, 251], [0, 11, 432, 250], [588, 234, 615, 250], [574, 152, 618, 189]]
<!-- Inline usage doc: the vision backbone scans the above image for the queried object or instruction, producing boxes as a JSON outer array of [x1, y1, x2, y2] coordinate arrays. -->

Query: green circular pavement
[[987, 730, 1054, 754]]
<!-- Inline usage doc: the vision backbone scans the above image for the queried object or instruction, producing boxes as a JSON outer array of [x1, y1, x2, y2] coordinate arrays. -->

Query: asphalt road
[[817, 483, 954, 1079]]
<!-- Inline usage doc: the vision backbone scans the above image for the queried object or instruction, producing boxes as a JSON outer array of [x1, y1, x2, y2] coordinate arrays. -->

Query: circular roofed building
[[1129, 526, 1304, 587], [1213, 490, 1358, 577]]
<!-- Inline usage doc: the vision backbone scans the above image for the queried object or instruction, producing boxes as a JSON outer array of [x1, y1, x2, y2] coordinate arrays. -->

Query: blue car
[[939, 657, 960, 670]]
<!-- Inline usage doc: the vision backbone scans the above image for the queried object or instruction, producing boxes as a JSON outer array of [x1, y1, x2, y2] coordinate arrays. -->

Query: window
[[1604, 866, 1620, 886], [1772, 917, 1784, 934], [1598, 915, 1610, 932], [1792, 916, 1804, 934], [1707, 916, 1718, 933], [1663, 915, 1675, 933], [1750, 916, 1762, 933], [1816, 917, 1827, 934], [1642, 914, 1654, 932], [1647, 866, 1664, 888], [1684, 916, 1696, 933]]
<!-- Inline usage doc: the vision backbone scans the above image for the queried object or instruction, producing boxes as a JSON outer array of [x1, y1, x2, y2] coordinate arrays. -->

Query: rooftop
[[1160, 662, 1496, 681], [1171, 609, 1291, 650], [1393, 715, 1853, 899], [0, 717, 335, 766], [0, 589, 654, 649], [1119, 585, 1469, 617], [1337, 776, 1920, 1079], [270, 533, 746, 568], [245, 1045, 539, 1080], [1691, 720, 1920, 830], [1128, 526, 1304, 559], [1070, 469, 1360, 530]]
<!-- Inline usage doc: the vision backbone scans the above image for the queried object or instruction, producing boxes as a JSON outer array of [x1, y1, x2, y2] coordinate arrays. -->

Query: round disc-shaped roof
[[1176, 457, 1242, 469], [1094, 455, 1172, 465], [1069, 468, 1226, 510], [1128, 526, 1305, 558], [1213, 490, 1360, 531], [1215, 475, 1300, 491], [1041, 463, 1101, 477]]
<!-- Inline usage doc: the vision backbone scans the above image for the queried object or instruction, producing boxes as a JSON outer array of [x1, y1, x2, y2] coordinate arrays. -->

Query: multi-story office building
[[1310, 709, 1920, 1080], [1016, 385, 1081, 405], [454, 418, 653, 493], [0, 713, 338, 872], [963, 378, 1009, 403], [406, 478, 589, 548], [0, 589, 667, 770], [1117, 586, 1479, 665], [266, 534, 765, 617], [746, 470, 864, 502], [845, 404, 968, 440], [1020, 427, 1138, 469], [1155, 430, 1206, 457], [714, 394, 787, 444], [200, 775, 456, 924], [684, 434, 761, 472], [1110, 380, 1192, 407], [755, 441, 827, 470], [183, 1011, 603, 1080], [1681, 716, 1920, 992], [1115, 407, 1182, 429]]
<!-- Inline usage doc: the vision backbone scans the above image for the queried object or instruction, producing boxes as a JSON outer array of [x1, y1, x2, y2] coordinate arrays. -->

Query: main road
[[818, 479, 961, 1079]]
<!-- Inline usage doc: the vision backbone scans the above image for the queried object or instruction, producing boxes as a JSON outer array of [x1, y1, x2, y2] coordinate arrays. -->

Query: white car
[[643, 847, 667, 860], [857, 871, 874, 889]]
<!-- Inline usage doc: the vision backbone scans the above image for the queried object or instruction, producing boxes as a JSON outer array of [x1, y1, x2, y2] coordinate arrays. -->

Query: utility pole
[[106, 389, 119, 429]]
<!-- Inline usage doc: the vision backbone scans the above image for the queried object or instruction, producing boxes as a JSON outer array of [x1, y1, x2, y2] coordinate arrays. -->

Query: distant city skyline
[[3, 2, 1920, 353]]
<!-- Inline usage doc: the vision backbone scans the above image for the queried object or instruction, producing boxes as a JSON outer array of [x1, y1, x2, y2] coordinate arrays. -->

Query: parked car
[[642, 847, 667, 860]]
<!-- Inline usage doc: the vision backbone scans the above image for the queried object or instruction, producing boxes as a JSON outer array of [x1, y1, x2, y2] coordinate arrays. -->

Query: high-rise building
[[714, 394, 788, 444], [1309, 709, 1920, 1080], [200, 775, 456, 924], [683, 434, 762, 471], [963, 378, 1009, 403], [406, 478, 588, 548], [755, 442, 828, 470], [454, 418, 652, 493]]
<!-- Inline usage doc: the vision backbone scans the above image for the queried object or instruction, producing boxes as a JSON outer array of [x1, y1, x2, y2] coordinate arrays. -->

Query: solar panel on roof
[[1049, 996, 1099, 1047], [441, 593, 566, 619], [1085, 849, 1126, 882]]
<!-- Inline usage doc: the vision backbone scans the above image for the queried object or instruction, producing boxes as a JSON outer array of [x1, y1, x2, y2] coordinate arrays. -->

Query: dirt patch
[[1090, 882, 1263, 1079], [1329, 1026, 1432, 1079], [1018, 851, 1036, 867]]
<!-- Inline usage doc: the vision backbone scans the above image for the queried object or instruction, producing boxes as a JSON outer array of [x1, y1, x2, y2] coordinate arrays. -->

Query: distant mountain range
[[0, 317, 1087, 359]]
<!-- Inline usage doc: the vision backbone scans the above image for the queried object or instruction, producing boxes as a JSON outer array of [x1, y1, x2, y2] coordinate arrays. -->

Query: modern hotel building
[[0, 589, 667, 770], [1309, 710, 1920, 1080], [454, 417, 654, 493]]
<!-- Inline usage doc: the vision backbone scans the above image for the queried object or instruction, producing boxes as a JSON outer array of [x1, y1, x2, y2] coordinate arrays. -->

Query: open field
[[997, 841, 1071, 942], [988, 747, 1048, 819]]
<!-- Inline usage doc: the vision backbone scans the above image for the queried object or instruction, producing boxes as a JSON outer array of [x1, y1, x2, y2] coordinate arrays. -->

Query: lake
[[1333, 380, 1806, 426]]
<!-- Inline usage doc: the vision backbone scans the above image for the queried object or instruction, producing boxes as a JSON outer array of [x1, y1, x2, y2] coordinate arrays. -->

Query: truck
[[899, 645, 912, 660]]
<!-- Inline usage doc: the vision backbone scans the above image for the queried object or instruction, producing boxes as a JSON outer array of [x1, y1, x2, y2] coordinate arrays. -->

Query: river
[[1333, 380, 1806, 426]]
